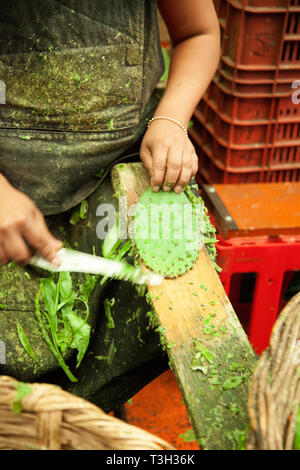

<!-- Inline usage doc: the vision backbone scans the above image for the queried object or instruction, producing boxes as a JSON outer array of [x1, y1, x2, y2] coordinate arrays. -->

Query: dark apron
[[0, 0, 168, 411], [0, 0, 164, 215]]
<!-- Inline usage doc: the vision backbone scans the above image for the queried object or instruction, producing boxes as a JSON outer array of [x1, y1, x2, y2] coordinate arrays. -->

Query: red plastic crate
[[205, 79, 300, 122], [216, 233, 300, 354], [191, 136, 300, 183], [213, 0, 300, 74], [195, 99, 300, 149], [190, 119, 300, 169], [216, 61, 298, 95], [200, 182, 300, 354]]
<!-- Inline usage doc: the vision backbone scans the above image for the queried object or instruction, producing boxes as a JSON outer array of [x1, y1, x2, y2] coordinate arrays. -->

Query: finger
[[150, 145, 167, 191], [0, 243, 9, 266], [173, 150, 193, 193], [162, 148, 182, 192], [192, 152, 199, 177], [23, 213, 63, 266], [2, 231, 31, 265], [140, 145, 153, 177]]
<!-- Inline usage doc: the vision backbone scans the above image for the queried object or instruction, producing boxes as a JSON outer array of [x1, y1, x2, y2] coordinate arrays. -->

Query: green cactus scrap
[[133, 188, 200, 278]]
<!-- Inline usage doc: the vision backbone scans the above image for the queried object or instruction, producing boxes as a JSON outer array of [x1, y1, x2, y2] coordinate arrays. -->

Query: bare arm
[[0, 173, 62, 266], [140, 0, 220, 192]]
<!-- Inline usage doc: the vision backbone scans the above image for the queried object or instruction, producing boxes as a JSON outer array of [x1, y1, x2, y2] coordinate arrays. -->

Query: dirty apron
[[0, 0, 169, 411]]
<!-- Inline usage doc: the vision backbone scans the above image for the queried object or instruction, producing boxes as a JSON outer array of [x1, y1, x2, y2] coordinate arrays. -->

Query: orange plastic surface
[[214, 182, 300, 237]]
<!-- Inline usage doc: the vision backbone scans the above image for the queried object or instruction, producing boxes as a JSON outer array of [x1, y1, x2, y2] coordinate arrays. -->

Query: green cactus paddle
[[133, 188, 200, 278]]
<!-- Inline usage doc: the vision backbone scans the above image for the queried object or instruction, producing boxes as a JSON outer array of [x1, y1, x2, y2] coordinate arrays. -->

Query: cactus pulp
[[133, 188, 200, 278]]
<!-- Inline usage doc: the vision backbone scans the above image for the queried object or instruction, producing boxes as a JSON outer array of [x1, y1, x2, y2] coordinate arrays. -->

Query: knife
[[29, 248, 163, 286]]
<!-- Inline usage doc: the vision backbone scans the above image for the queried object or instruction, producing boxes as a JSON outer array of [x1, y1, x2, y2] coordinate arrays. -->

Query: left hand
[[140, 119, 198, 193]]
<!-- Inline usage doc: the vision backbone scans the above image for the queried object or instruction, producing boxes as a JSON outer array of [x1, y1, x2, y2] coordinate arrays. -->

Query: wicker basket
[[247, 292, 300, 450], [0, 375, 175, 450]]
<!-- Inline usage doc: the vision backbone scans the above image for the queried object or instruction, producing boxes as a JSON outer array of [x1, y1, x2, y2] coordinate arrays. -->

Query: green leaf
[[17, 323, 38, 362], [35, 291, 78, 383], [12, 382, 32, 414], [59, 272, 73, 300], [79, 273, 98, 303], [67, 312, 91, 368], [40, 277, 57, 321]]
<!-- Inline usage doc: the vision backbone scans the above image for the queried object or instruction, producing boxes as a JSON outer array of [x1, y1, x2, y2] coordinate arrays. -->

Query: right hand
[[0, 176, 62, 266]]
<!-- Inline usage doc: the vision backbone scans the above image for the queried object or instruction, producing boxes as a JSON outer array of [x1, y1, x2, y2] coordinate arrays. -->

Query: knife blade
[[29, 248, 163, 286]]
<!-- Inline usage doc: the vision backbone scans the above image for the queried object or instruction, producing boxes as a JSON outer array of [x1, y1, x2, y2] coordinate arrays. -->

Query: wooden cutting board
[[111, 162, 257, 450]]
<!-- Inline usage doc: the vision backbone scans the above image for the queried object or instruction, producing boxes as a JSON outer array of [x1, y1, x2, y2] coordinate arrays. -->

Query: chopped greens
[[294, 406, 300, 450], [33, 271, 98, 382], [178, 428, 196, 443], [12, 382, 32, 415]]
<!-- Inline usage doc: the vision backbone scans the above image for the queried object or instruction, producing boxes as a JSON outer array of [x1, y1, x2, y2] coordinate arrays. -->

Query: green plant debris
[[69, 200, 88, 225], [178, 429, 196, 443], [12, 382, 32, 415], [294, 406, 300, 450], [95, 355, 108, 361], [33, 271, 98, 381], [0, 303, 5, 309], [127, 398, 133, 405], [160, 47, 170, 83], [191, 339, 214, 373], [222, 376, 243, 390], [104, 298, 115, 329], [227, 403, 242, 415], [225, 426, 249, 450], [184, 185, 221, 272], [107, 118, 115, 131], [24, 272, 31, 280], [137, 325, 144, 345], [17, 323, 38, 362], [107, 339, 117, 366], [20, 135, 31, 140], [73, 72, 81, 81]]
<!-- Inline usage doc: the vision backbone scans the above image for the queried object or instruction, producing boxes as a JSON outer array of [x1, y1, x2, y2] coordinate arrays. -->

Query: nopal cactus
[[133, 188, 200, 278]]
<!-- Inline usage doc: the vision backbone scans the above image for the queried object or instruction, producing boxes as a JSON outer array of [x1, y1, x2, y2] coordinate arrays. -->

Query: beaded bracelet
[[147, 116, 188, 137]]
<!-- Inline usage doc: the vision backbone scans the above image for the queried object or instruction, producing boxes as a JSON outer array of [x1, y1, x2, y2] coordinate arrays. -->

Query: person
[[0, 0, 220, 411]]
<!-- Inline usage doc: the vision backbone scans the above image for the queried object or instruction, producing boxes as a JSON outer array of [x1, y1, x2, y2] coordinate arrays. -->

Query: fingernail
[[174, 185, 182, 193], [152, 186, 160, 192], [163, 186, 171, 192]]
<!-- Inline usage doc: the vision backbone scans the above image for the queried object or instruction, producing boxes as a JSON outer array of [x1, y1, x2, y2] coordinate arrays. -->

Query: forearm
[[154, 33, 220, 128]]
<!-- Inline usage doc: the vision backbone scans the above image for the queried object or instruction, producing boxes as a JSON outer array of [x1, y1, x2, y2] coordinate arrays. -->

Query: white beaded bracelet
[[147, 116, 188, 137]]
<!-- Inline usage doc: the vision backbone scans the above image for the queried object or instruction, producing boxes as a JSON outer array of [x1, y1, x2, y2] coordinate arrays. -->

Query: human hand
[[140, 119, 198, 193], [0, 176, 62, 266]]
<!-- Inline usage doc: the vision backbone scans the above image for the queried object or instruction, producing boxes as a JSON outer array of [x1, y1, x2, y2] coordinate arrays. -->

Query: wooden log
[[111, 162, 257, 450]]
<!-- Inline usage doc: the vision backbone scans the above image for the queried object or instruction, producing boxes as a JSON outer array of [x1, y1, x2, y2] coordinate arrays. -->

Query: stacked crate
[[190, 0, 300, 183]]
